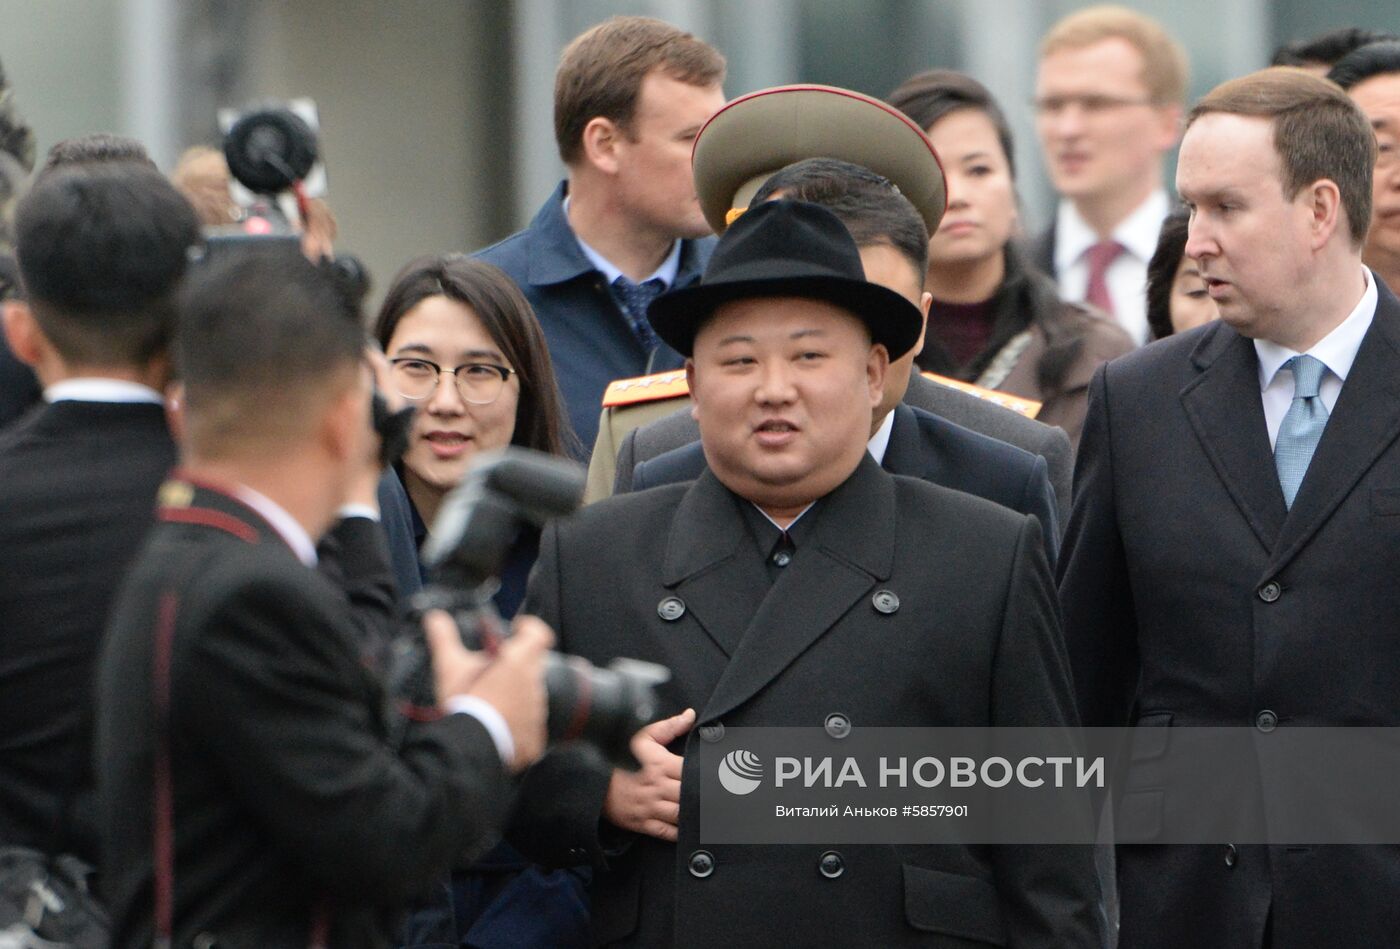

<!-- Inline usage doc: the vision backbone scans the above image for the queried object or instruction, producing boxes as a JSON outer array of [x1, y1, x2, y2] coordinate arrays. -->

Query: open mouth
[[425, 431, 472, 458], [754, 419, 799, 446]]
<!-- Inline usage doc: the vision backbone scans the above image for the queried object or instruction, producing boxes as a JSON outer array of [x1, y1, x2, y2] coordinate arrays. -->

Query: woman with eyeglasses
[[374, 254, 573, 614], [375, 256, 586, 949], [887, 69, 1135, 451]]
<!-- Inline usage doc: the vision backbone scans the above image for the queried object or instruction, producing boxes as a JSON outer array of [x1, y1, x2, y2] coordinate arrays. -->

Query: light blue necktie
[[1274, 354, 1330, 509]]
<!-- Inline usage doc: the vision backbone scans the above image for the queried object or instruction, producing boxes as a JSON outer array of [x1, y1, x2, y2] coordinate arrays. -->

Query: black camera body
[[387, 449, 669, 769]]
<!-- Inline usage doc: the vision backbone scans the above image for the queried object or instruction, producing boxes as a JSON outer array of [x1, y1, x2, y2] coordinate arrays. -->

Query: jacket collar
[[523, 180, 714, 288]]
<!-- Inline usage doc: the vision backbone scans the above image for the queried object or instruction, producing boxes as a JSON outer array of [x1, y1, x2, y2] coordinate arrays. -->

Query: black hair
[[750, 158, 930, 281], [178, 246, 363, 442], [887, 69, 1018, 179], [1328, 40, 1400, 90], [375, 255, 575, 458], [1272, 27, 1398, 69], [1146, 206, 1191, 341], [14, 162, 199, 365], [39, 133, 156, 178]]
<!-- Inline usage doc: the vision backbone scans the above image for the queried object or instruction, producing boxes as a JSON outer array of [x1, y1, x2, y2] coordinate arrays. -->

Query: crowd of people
[[2, 5, 1400, 948]]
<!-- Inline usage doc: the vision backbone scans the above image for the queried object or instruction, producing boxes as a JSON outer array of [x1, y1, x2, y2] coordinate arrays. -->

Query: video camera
[[387, 448, 669, 769]]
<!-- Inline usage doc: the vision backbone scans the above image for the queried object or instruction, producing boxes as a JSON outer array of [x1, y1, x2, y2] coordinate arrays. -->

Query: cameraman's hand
[[424, 610, 553, 774], [603, 708, 696, 842]]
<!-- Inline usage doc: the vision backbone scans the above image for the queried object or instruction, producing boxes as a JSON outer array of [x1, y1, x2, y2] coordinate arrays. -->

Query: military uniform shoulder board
[[602, 369, 691, 408], [920, 372, 1042, 418]]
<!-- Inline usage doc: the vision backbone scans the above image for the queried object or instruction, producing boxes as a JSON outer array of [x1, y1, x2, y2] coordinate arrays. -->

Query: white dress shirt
[[1054, 189, 1170, 347], [867, 408, 895, 466], [1255, 267, 1377, 449], [44, 378, 163, 404]]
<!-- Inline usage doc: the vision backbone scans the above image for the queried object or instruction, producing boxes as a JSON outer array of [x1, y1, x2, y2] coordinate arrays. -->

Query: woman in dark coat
[[888, 69, 1134, 450]]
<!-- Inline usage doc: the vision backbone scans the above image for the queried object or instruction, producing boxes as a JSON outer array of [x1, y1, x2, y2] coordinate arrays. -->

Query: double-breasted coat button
[[699, 721, 725, 743], [193, 934, 219, 949], [825, 713, 851, 739], [872, 590, 900, 614], [772, 549, 792, 567], [657, 596, 686, 622], [1258, 581, 1282, 603], [688, 849, 715, 878], [1256, 710, 1278, 733], [819, 851, 845, 878], [1224, 844, 1238, 867]]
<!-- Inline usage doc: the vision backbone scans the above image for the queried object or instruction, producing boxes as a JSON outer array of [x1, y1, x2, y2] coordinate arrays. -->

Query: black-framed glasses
[[389, 357, 516, 405]]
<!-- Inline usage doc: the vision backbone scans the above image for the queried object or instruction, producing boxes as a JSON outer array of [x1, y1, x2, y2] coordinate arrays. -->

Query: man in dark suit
[[1059, 68, 1400, 948], [628, 158, 1062, 560], [0, 164, 198, 866], [592, 84, 1074, 519], [516, 200, 1102, 947], [96, 248, 553, 949], [475, 16, 725, 454]]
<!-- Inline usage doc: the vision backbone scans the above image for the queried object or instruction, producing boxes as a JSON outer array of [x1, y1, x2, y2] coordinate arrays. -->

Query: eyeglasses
[[389, 357, 516, 405], [1033, 94, 1157, 117]]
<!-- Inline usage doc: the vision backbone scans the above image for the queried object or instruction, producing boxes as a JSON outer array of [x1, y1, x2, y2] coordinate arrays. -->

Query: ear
[[684, 358, 699, 415], [911, 294, 933, 358], [1306, 178, 1344, 251], [579, 116, 624, 175], [2, 301, 44, 368], [1154, 102, 1184, 150], [165, 381, 186, 443], [321, 379, 369, 465], [867, 343, 890, 407]]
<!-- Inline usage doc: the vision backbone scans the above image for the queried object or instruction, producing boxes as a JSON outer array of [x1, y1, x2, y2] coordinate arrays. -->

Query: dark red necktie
[[1084, 240, 1125, 316]]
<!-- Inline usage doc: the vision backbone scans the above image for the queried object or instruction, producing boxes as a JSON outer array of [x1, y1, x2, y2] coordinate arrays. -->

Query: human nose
[[426, 367, 467, 414], [753, 359, 797, 406], [1183, 214, 1216, 263]]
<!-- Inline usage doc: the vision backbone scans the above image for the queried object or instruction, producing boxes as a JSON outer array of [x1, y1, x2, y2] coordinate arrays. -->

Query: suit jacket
[[611, 372, 1075, 526], [1057, 280, 1400, 949], [0, 400, 174, 861], [518, 456, 1102, 948], [474, 181, 713, 454], [0, 400, 413, 867], [632, 403, 1060, 565], [97, 481, 510, 949]]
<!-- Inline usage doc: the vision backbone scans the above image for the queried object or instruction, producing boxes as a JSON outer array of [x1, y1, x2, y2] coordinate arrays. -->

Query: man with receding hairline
[[1060, 67, 1400, 948]]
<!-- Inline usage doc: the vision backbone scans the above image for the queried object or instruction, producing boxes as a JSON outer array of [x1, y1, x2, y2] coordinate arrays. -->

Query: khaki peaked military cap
[[691, 83, 947, 237]]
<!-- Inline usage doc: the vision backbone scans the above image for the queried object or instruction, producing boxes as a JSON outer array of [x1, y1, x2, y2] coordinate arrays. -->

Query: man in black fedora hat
[[511, 199, 1103, 947]]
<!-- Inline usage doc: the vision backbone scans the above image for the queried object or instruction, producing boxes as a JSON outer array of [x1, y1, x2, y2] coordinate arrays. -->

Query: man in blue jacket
[[475, 16, 726, 454]]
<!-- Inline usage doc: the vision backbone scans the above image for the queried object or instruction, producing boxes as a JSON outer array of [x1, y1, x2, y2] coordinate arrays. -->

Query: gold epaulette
[[601, 369, 691, 408], [920, 372, 1043, 418]]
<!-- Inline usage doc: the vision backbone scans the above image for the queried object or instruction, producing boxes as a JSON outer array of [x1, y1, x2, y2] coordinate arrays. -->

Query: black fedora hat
[[647, 200, 924, 360]]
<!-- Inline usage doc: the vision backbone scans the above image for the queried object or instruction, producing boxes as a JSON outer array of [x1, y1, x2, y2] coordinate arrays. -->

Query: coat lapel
[[663, 470, 765, 657], [699, 455, 896, 723], [1179, 325, 1288, 553], [1268, 287, 1400, 573], [881, 403, 937, 481]]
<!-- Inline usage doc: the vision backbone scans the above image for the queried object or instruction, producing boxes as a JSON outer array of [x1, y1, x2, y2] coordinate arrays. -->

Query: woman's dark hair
[[887, 69, 1086, 395], [374, 255, 576, 457], [887, 69, 1018, 180], [1146, 207, 1192, 341]]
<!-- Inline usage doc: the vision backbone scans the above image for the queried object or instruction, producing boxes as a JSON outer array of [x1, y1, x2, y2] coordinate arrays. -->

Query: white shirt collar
[[867, 409, 895, 466], [1254, 266, 1377, 391], [752, 501, 816, 533], [44, 378, 164, 405], [1054, 189, 1170, 272], [563, 196, 681, 288], [231, 483, 319, 567]]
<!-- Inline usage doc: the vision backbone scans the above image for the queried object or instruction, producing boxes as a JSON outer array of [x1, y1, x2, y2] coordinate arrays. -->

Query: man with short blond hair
[[1032, 4, 1187, 344], [1060, 67, 1400, 948], [477, 16, 726, 453]]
